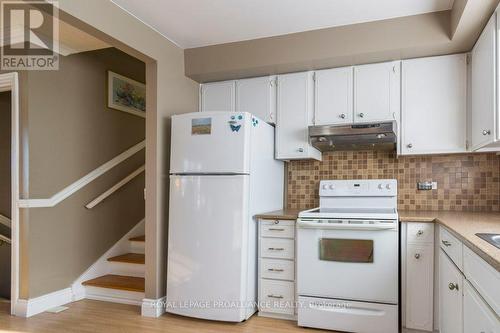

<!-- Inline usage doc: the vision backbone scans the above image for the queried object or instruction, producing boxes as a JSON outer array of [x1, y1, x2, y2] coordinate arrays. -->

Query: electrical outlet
[[417, 181, 437, 190]]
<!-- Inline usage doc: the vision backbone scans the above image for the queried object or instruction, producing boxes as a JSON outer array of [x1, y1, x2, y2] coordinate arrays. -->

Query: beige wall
[[185, 0, 499, 82], [0, 92, 11, 219], [23, 48, 146, 298], [34, 0, 199, 300]]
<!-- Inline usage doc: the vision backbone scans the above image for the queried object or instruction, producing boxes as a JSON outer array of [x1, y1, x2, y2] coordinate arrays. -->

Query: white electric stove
[[297, 179, 399, 333]]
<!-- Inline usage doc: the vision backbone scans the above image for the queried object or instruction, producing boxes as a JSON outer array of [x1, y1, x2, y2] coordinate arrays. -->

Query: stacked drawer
[[258, 219, 296, 319]]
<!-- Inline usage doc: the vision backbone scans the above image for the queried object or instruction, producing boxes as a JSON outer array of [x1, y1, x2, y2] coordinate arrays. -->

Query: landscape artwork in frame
[[107, 71, 146, 118]]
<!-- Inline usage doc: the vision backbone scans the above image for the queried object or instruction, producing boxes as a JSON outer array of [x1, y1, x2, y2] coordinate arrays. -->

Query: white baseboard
[[85, 286, 144, 306], [141, 296, 166, 318], [13, 287, 73, 317]]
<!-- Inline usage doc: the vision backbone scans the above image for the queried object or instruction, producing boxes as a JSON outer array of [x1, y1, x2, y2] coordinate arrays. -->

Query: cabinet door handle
[[268, 228, 285, 231], [358, 113, 365, 118], [442, 240, 452, 247], [339, 113, 346, 119], [267, 268, 284, 272], [268, 247, 285, 251], [407, 143, 413, 149], [483, 130, 491, 136], [448, 283, 459, 291], [414, 253, 421, 259], [297, 148, 304, 153], [267, 294, 284, 299], [417, 230, 423, 236]]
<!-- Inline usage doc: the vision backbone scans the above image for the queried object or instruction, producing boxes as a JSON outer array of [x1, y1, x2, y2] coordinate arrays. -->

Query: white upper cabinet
[[401, 54, 467, 155], [276, 72, 321, 161], [200, 80, 236, 112], [235, 76, 276, 124], [354, 61, 400, 123], [471, 13, 497, 150], [314, 67, 353, 125]]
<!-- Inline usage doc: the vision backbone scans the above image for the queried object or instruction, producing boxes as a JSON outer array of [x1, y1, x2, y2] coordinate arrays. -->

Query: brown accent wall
[[287, 151, 500, 212], [0, 92, 11, 219], [25, 48, 146, 298]]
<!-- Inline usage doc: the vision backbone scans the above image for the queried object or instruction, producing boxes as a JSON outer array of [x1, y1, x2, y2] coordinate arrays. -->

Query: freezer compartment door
[[298, 296, 398, 333], [166, 175, 252, 322], [170, 112, 251, 174]]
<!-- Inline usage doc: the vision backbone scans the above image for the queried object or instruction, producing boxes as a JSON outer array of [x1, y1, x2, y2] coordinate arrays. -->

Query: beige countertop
[[254, 209, 301, 221], [401, 210, 500, 272], [256, 208, 500, 272]]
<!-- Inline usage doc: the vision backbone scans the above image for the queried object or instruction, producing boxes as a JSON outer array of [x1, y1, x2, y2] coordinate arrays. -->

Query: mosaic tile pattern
[[287, 151, 500, 212]]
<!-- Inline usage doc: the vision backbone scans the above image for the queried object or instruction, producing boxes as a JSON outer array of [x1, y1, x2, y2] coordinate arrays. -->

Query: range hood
[[309, 121, 397, 152]]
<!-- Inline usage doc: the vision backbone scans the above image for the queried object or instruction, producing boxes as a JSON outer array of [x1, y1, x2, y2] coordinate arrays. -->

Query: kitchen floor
[[0, 300, 328, 333], [0, 300, 427, 332]]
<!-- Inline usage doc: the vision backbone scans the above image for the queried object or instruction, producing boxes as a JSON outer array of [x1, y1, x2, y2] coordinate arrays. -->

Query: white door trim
[[0, 72, 20, 315]]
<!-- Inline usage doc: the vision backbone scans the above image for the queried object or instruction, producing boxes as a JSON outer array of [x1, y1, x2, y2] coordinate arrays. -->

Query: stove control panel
[[319, 179, 397, 197]]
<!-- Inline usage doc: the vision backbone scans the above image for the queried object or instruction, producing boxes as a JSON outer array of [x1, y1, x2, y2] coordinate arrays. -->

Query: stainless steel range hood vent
[[309, 121, 397, 152]]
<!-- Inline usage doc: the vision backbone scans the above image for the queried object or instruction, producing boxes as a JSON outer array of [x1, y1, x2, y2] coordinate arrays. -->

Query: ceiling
[[111, 0, 455, 49]]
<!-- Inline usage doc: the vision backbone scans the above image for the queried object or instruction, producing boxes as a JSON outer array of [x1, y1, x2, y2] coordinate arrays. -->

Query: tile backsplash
[[287, 151, 500, 212]]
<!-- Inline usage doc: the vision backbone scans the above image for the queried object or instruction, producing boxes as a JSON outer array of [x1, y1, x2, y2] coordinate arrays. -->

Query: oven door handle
[[297, 220, 397, 231]]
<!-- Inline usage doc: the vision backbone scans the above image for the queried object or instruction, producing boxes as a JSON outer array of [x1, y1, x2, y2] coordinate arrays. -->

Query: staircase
[[73, 221, 146, 306]]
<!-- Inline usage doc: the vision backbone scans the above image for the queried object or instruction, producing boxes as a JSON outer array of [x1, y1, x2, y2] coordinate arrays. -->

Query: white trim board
[[18, 140, 145, 208], [0, 72, 21, 317], [14, 288, 73, 318], [142, 296, 166, 318], [84, 287, 144, 306], [71, 219, 145, 302], [0, 214, 10, 228]]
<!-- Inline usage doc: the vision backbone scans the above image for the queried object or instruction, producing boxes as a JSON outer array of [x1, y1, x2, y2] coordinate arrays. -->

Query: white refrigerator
[[166, 111, 284, 322]]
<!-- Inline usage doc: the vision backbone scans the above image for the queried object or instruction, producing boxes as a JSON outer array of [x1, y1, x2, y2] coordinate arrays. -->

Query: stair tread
[[107, 253, 145, 264], [82, 274, 144, 292], [129, 235, 145, 242]]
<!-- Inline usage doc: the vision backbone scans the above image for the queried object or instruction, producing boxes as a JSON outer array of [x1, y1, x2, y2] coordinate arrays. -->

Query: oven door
[[296, 220, 398, 304]]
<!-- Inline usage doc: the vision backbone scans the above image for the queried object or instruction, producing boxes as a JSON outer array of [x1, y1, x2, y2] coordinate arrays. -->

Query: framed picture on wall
[[107, 71, 146, 118]]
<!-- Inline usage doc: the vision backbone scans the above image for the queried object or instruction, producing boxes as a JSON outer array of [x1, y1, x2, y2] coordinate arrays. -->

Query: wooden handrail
[[18, 140, 145, 208], [0, 214, 10, 228], [85, 165, 145, 209]]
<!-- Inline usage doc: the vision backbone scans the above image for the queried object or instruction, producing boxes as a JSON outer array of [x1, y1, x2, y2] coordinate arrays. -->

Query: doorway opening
[[0, 91, 11, 314]]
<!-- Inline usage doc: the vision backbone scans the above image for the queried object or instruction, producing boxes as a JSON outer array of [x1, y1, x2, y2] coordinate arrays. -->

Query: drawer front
[[259, 279, 295, 315], [298, 296, 398, 333], [439, 226, 463, 271], [261, 219, 295, 227], [463, 246, 500, 316], [261, 224, 295, 238], [407, 223, 434, 244], [261, 258, 295, 281], [260, 238, 294, 260]]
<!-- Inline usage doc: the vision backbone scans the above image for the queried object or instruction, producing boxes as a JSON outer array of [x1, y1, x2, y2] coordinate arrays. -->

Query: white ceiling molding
[[111, 0, 455, 48]]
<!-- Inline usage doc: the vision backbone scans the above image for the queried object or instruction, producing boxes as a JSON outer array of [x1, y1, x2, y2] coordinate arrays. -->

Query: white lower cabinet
[[403, 222, 434, 331], [439, 249, 464, 333], [258, 219, 296, 319], [464, 280, 500, 333], [406, 244, 434, 330]]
